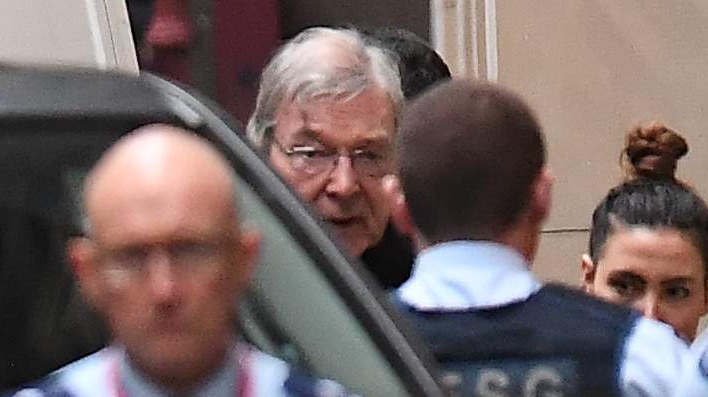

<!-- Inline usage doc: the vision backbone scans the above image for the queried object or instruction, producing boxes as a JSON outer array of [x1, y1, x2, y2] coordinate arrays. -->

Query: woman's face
[[583, 227, 707, 341]]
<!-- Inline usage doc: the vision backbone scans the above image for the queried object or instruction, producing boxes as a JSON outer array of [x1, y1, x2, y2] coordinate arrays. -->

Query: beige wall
[[433, 0, 708, 285]]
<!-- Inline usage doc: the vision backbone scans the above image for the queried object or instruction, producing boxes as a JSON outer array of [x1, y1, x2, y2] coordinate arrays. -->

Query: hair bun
[[624, 121, 688, 181]]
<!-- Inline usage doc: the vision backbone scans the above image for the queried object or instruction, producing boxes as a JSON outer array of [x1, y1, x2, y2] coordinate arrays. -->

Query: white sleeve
[[619, 317, 689, 397], [671, 330, 708, 397], [249, 349, 291, 397]]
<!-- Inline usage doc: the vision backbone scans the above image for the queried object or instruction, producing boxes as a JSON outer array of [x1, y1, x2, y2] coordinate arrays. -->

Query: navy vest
[[394, 284, 638, 397]]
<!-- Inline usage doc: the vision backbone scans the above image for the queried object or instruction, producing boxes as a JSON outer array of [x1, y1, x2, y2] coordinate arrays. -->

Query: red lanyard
[[111, 347, 252, 397], [237, 347, 252, 397]]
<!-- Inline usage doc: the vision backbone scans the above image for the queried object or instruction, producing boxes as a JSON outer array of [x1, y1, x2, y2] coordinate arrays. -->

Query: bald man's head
[[69, 124, 260, 390], [83, 124, 238, 236]]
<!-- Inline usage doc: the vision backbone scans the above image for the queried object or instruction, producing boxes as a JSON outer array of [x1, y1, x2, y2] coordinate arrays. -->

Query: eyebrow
[[289, 127, 321, 142], [289, 128, 392, 148], [606, 271, 646, 285], [607, 271, 695, 287], [660, 277, 694, 286], [355, 136, 394, 148]]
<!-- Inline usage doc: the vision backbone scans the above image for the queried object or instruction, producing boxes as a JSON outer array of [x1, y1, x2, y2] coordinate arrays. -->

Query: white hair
[[246, 27, 403, 149]]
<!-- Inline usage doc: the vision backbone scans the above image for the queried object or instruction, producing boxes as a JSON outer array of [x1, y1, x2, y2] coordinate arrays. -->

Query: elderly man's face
[[269, 88, 396, 257]]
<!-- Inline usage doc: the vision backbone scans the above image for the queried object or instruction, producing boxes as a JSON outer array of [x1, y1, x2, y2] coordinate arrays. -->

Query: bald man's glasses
[[271, 138, 393, 178], [97, 241, 228, 287]]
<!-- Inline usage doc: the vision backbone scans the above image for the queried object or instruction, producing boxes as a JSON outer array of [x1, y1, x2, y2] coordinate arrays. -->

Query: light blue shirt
[[673, 329, 708, 396], [397, 241, 689, 397], [11, 342, 295, 397], [120, 342, 240, 397]]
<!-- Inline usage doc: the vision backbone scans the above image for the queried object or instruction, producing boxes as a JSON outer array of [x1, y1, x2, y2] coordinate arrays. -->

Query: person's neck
[[123, 340, 234, 395], [416, 227, 538, 264], [497, 221, 540, 266]]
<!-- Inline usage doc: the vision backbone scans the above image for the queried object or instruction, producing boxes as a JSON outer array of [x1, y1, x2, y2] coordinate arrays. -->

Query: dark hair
[[363, 27, 451, 99], [589, 122, 708, 267], [398, 80, 545, 243], [622, 121, 688, 181]]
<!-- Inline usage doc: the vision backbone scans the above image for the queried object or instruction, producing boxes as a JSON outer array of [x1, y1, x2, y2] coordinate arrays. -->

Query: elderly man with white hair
[[247, 27, 412, 288]]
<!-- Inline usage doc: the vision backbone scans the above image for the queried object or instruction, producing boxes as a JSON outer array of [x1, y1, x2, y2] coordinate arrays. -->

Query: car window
[[0, 127, 119, 388]]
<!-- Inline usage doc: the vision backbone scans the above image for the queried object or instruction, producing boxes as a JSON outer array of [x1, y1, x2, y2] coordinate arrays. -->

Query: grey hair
[[246, 27, 403, 149]]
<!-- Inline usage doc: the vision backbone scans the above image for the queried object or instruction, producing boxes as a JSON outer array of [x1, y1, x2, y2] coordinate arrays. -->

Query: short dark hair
[[398, 80, 545, 243], [589, 122, 708, 267], [364, 27, 451, 99]]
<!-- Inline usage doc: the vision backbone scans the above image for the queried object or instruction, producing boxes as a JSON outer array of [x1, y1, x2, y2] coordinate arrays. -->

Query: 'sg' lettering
[[476, 368, 510, 397]]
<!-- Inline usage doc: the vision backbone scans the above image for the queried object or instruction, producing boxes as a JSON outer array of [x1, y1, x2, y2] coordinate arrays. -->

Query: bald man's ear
[[67, 237, 105, 310], [530, 167, 553, 224], [383, 175, 416, 239], [233, 228, 261, 294]]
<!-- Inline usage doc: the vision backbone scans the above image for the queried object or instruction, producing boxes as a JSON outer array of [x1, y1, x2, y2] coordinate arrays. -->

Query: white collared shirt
[[397, 240, 689, 397]]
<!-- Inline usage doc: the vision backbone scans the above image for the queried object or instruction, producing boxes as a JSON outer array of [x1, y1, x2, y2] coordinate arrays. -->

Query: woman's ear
[[581, 253, 596, 293]]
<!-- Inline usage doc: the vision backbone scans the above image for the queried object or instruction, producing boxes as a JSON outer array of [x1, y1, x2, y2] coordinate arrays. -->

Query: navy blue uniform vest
[[394, 284, 638, 397]]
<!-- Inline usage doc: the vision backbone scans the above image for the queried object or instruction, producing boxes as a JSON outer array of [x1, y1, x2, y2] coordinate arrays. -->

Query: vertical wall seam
[[83, 0, 109, 68], [455, 0, 467, 76], [470, 0, 479, 78], [484, 0, 499, 81], [430, 0, 446, 60]]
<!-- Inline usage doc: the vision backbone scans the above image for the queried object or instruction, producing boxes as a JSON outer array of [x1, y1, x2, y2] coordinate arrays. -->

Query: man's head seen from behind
[[396, 80, 550, 256]]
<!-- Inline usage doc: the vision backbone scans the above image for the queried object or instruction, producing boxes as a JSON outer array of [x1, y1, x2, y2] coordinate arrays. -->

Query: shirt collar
[[397, 240, 541, 310], [119, 341, 240, 397]]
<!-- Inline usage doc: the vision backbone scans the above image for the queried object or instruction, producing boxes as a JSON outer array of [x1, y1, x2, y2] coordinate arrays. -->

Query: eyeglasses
[[96, 240, 228, 287], [271, 138, 393, 177]]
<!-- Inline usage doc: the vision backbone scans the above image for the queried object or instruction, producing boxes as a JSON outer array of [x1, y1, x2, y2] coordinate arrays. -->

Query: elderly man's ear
[[383, 175, 416, 240], [66, 237, 105, 310]]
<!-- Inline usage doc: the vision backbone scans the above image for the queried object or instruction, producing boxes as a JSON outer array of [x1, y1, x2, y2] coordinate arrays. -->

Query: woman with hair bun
[[582, 121, 708, 342]]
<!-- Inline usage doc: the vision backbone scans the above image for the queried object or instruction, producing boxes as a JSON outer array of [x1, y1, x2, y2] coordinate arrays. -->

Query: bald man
[[6, 124, 351, 397]]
